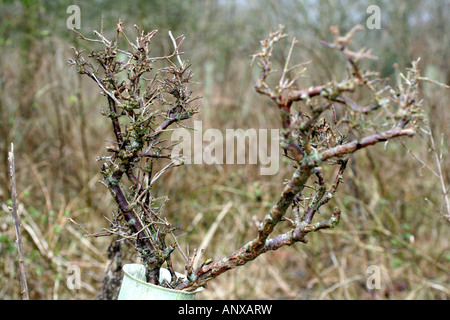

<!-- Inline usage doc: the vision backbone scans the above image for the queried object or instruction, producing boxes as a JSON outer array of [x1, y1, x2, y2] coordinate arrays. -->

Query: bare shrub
[[69, 22, 447, 292]]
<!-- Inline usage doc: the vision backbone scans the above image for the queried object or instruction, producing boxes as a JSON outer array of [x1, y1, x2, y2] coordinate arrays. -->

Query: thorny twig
[[70, 22, 198, 285], [173, 25, 441, 291]]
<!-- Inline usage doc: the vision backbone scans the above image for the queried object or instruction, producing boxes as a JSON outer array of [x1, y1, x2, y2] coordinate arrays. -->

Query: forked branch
[[175, 25, 430, 291]]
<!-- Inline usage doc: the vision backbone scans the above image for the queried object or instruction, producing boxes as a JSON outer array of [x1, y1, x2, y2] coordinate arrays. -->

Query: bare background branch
[[8, 144, 29, 300]]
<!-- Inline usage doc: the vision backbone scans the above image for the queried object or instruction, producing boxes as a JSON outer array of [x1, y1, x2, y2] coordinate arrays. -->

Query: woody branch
[[175, 25, 426, 291], [70, 21, 199, 285]]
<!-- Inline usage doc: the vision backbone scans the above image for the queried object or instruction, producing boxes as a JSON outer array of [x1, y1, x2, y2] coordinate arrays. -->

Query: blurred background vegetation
[[0, 0, 448, 299]]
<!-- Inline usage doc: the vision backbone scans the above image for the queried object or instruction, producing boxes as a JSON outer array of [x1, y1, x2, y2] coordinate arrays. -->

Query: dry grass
[[0, 17, 449, 300]]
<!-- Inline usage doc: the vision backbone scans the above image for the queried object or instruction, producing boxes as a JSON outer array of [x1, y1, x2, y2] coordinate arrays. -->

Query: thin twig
[[193, 202, 233, 268], [8, 143, 29, 300], [168, 31, 184, 69], [279, 37, 297, 90], [426, 127, 450, 221], [67, 218, 90, 236]]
